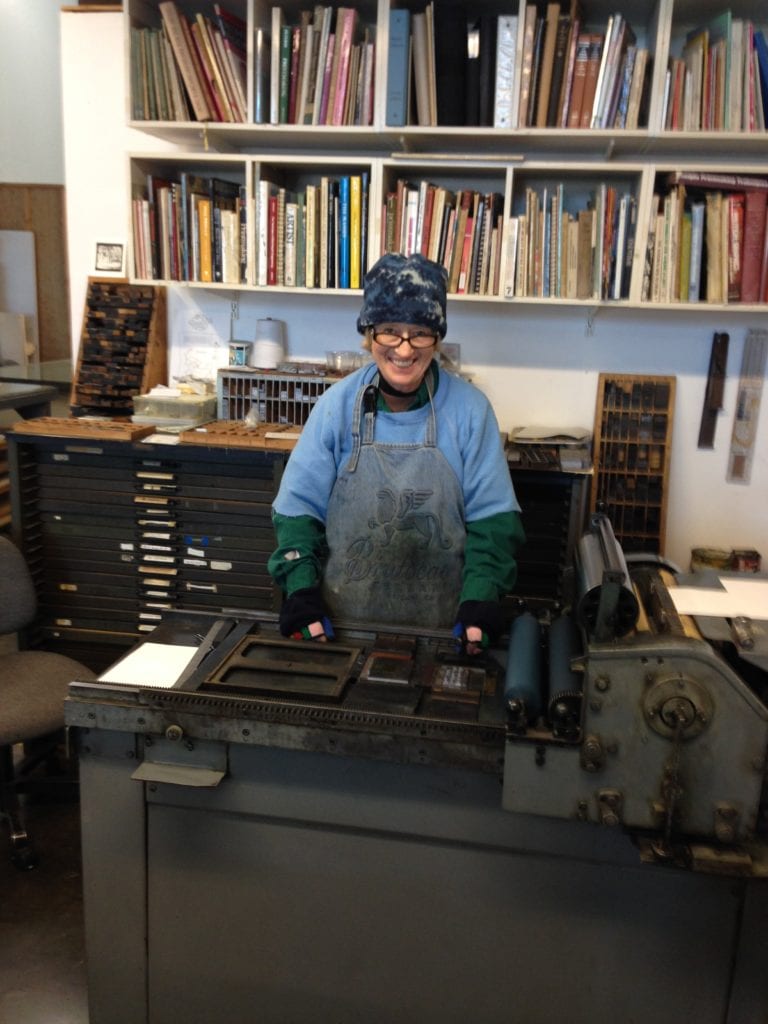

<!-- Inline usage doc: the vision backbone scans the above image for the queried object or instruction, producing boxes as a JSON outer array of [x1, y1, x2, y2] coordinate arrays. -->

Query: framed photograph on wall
[[95, 242, 125, 273]]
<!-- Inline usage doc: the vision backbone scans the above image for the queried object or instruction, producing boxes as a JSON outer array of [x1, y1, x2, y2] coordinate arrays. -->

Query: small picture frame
[[95, 242, 125, 273]]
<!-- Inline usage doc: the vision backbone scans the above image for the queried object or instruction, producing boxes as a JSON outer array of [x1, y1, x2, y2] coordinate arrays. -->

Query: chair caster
[[10, 831, 39, 871]]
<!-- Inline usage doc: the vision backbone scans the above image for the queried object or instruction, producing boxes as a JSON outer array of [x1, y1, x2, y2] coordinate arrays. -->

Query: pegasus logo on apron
[[343, 487, 454, 583], [368, 488, 453, 548]]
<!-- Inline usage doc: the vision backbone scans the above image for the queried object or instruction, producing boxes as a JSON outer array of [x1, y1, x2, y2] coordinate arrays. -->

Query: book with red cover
[[740, 190, 768, 302], [579, 34, 604, 128], [567, 32, 590, 127], [267, 191, 278, 286]]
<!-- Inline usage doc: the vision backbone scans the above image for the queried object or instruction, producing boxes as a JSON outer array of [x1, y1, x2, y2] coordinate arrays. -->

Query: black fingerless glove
[[279, 586, 329, 637], [456, 600, 506, 644]]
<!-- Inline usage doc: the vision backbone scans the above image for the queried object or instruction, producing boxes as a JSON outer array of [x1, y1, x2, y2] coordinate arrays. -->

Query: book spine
[[198, 197, 213, 282], [688, 201, 705, 301], [349, 175, 362, 288], [270, 7, 284, 125], [338, 175, 350, 288], [493, 16, 518, 128], [331, 9, 357, 126], [158, 1, 211, 121]]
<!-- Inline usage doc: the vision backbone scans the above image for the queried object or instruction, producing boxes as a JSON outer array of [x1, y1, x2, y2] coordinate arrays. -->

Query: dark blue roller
[[548, 613, 582, 699], [503, 612, 543, 724]]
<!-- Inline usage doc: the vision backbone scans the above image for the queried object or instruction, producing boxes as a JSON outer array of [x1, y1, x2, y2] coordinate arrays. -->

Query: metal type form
[[203, 635, 363, 699]]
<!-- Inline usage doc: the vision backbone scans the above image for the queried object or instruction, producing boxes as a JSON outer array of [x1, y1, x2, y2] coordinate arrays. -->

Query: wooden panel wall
[[0, 184, 71, 361]]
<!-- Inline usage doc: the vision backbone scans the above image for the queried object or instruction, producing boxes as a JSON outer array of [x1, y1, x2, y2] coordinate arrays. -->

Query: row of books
[[505, 184, 636, 300], [255, 173, 370, 288], [518, 4, 650, 130], [385, 6, 520, 128], [152, 1, 247, 122], [643, 171, 768, 304], [269, 7, 375, 126], [130, 26, 190, 122], [665, 16, 768, 132], [132, 174, 246, 284], [379, 182, 505, 296]]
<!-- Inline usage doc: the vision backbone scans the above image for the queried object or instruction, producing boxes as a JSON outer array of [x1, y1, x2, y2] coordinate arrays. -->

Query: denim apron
[[323, 374, 465, 628]]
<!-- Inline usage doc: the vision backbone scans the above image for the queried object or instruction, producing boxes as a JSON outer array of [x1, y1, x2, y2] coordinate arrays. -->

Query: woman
[[268, 252, 524, 652]]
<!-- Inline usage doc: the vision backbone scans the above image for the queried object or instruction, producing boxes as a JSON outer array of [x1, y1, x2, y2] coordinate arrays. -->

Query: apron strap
[[349, 367, 438, 471]]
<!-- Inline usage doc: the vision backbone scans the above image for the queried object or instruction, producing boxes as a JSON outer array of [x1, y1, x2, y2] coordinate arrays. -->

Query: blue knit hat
[[357, 253, 448, 338]]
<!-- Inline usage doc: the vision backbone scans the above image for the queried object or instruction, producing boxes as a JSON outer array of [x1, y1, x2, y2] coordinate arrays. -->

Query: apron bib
[[323, 375, 465, 628]]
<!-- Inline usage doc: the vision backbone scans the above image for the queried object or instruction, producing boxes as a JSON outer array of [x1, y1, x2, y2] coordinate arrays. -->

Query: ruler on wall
[[727, 329, 768, 484]]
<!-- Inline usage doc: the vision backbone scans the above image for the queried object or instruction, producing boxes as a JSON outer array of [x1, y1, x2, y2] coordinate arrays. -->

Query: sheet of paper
[[670, 578, 768, 619], [98, 642, 199, 688]]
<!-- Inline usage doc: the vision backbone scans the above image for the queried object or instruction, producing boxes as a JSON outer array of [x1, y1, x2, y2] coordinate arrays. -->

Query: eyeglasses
[[372, 327, 438, 349]]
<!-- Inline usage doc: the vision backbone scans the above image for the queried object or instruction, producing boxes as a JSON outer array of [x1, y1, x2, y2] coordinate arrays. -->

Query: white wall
[[60, 11, 768, 572], [1, 0, 65, 184]]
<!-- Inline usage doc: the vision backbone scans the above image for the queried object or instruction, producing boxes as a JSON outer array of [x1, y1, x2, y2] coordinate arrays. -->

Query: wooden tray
[[9, 417, 157, 442], [178, 420, 301, 451]]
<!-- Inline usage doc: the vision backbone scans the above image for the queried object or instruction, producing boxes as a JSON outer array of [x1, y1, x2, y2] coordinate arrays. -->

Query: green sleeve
[[268, 512, 328, 595], [460, 510, 526, 603]]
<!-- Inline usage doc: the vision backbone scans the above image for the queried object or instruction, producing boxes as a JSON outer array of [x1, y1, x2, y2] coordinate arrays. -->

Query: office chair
[[0, 534, 96, 869]]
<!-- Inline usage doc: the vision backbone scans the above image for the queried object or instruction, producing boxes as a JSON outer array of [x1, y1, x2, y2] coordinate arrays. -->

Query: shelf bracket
[[585, 307, 600, 336]]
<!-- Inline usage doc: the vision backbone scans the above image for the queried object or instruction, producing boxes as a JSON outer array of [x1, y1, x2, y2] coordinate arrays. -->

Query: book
[[159, 1, 211, 121], [318, 32, 336, 124], [338, 175, 350, 288], [534, 3, 561, 127], [688, 200, 705, 301], [601, 15, 636, 129], [727, 192, 744, 301], [197, 197, 213, 282], [526, 16, 546, 127], [517, 5, 538, 127], [309, 6, 333, 125], [493, 15, 519, 128], [194, 14, 235, 121], [759, 203, 768, 302], [412, 12, 432, 126], [433, 5, 466, 125], [625, 47, 649, 129], [190, 19, 228, 121], [589, 15, 614, 128], [284, 199, 298, 287], [580, 34, 604, 128], [478, 14, 498, 126], [612, 44, 636, 128], [666, 170, 768, 191], [558, 16, 581, 127], [739, 189, 767, 302], [253, 27, 269, 124], [567, 32, 590, 127], [287, 24, 301, 124], [270, 7, 284, 124], [705, 190, 724, 303], [296, 19, 315, 124], [277, 22, 292, 123], [576, 208, 593, 298], [349, 175, 362, 288], [546, 13, 571, 126], [305, 183, 317, 287], [329, 8, 358, 126]]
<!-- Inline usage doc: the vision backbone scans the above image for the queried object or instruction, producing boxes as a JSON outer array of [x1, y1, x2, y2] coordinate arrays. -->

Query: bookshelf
[[124, 0, 768, 316]]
